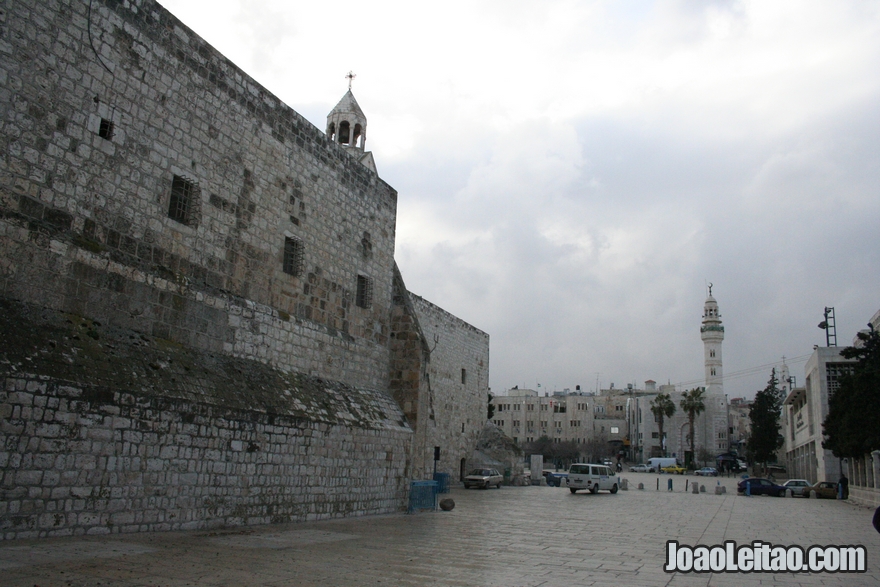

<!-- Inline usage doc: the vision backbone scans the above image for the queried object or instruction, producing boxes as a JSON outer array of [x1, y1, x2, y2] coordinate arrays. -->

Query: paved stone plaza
[[1, 474, 877, 587]]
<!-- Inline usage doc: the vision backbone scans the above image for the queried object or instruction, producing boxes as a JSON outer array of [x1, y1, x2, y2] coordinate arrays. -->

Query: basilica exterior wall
[[0, 0, 417, 539], [409, 295, 490, 481], [0, 0, 397, 388]]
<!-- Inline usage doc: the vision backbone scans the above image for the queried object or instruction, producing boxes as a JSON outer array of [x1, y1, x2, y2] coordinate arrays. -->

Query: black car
[[545, 472, 569, 487], [737, 477, 786, 497]]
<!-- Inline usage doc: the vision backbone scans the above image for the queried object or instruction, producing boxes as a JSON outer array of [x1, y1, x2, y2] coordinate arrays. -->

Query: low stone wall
[[0, 298, 412, 540], [849, 486, 880, 509]]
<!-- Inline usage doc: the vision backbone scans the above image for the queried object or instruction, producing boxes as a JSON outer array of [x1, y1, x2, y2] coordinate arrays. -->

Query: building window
[[98, 118, 114, 140], [282, 237, 304, 276], [168, 175, 199, 226], [356, 275, 373, 308]]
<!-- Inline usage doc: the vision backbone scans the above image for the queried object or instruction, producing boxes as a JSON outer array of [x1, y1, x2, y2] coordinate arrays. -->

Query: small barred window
[[356, 274, 373, 309], [283, 237, 304, 276], [168, 175, 199, 226]]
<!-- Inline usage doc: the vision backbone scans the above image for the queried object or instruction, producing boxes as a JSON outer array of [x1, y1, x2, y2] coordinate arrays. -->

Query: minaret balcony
[[700, 325, 725, 333]]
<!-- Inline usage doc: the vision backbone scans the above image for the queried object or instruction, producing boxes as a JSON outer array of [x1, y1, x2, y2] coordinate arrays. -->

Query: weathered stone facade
[[0, 298, 411, 539], [409, 294, 490, 480], [0, 0, 489, 539], [1, 0, 396, 387]]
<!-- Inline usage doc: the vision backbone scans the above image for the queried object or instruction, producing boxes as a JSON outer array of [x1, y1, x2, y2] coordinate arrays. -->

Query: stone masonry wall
[[0, 0, 397, 389], [0, 298, 411, 540], [409, 295, 489, 481]]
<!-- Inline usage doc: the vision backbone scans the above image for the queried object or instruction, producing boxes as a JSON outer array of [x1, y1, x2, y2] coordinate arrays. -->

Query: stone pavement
[[1, 474, 878, 587]]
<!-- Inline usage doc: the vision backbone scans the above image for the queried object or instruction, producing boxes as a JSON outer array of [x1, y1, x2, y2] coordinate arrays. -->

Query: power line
[[673, 353, 813, 389]]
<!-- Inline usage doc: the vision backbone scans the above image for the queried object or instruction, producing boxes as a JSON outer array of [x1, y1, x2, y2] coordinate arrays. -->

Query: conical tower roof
[[329, 89, 366, 120]]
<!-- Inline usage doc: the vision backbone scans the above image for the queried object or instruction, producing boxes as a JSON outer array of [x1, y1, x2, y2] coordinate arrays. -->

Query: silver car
[[782, 479, 811, 497], [463, 468, 503, 489]]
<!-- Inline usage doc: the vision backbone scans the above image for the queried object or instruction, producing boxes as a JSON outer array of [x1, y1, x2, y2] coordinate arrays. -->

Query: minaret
[[326, 72, 376, 172], [701, 284, 724, 396]]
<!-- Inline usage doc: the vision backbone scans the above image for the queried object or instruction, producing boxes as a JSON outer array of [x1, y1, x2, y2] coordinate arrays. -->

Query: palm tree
[[680, 387, 706, 469], [649, 393, 676, 457]]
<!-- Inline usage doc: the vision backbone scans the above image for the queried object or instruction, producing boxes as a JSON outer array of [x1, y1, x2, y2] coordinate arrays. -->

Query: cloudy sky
[[160, 0, 879, 399]]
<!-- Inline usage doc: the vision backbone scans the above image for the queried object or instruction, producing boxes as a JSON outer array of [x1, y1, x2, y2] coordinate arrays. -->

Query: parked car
[[737, 477, 786, 497], [661, 464, 687, 475], [782, 479, 811, 497], [807, 481, 838, 499], [695, 467, 718, 477], [463, 468, 503, 489], [545, 472, 569, 487], [629, 464, 653, 473]]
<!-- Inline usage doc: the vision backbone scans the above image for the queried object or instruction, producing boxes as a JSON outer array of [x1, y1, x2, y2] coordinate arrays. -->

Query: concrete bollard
[[620, 478, 628, 490], [721, 486, 727, 494], [809, 490, 818, 499], [786, 488, 793, 498], [692, 482, 699, 494], [668, 478, 673, 491], [638, 482, 645, 490], [700, 485, 706, 493], [715, 485, 723, 495]]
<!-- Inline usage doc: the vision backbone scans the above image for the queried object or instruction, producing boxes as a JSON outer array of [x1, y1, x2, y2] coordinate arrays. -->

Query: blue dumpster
[[433, 472, 450, 494], [408, 480, 438, 513]]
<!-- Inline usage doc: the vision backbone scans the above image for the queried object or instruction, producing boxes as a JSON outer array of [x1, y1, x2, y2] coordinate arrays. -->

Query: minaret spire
[[701, 286, 724, 396]]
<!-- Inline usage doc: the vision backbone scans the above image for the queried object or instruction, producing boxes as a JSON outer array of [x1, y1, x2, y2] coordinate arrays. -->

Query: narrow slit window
[[461, 368, 467, 385], [283, 237, 304, 276], [356, 275, 373, 309], [98, 118, 114, 140]]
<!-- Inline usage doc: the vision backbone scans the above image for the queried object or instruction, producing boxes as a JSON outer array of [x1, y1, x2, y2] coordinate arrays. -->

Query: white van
[[567, 463, 618, 494]]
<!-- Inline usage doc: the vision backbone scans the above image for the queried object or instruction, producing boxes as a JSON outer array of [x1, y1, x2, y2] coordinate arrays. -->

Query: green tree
[[680, 387, 706, 469], [650, 393, 676, 457], [823, 326, 880, 458], [696, 447, 715, 468], [747, 369, 784, 469], [487, 392, 495, 420]]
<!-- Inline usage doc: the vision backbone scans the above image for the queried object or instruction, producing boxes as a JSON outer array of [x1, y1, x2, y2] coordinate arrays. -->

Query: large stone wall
[[0, 0, 492, 540], [0, 0, 415, 540], [409, 294, 490, 481], [0, 0, 397, 389]]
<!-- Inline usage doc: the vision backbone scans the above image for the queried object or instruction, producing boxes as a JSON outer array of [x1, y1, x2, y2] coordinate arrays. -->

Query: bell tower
[[326, 72, 376, 172]]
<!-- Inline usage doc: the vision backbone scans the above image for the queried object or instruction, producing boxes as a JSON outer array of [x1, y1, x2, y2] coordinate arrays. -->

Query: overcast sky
[[160, 0, 879, 400]]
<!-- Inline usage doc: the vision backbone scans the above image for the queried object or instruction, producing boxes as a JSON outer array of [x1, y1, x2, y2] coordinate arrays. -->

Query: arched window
[[338, 121, 350, 144], [327, 122, 336, 141], [353, 124, 363, 148]]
